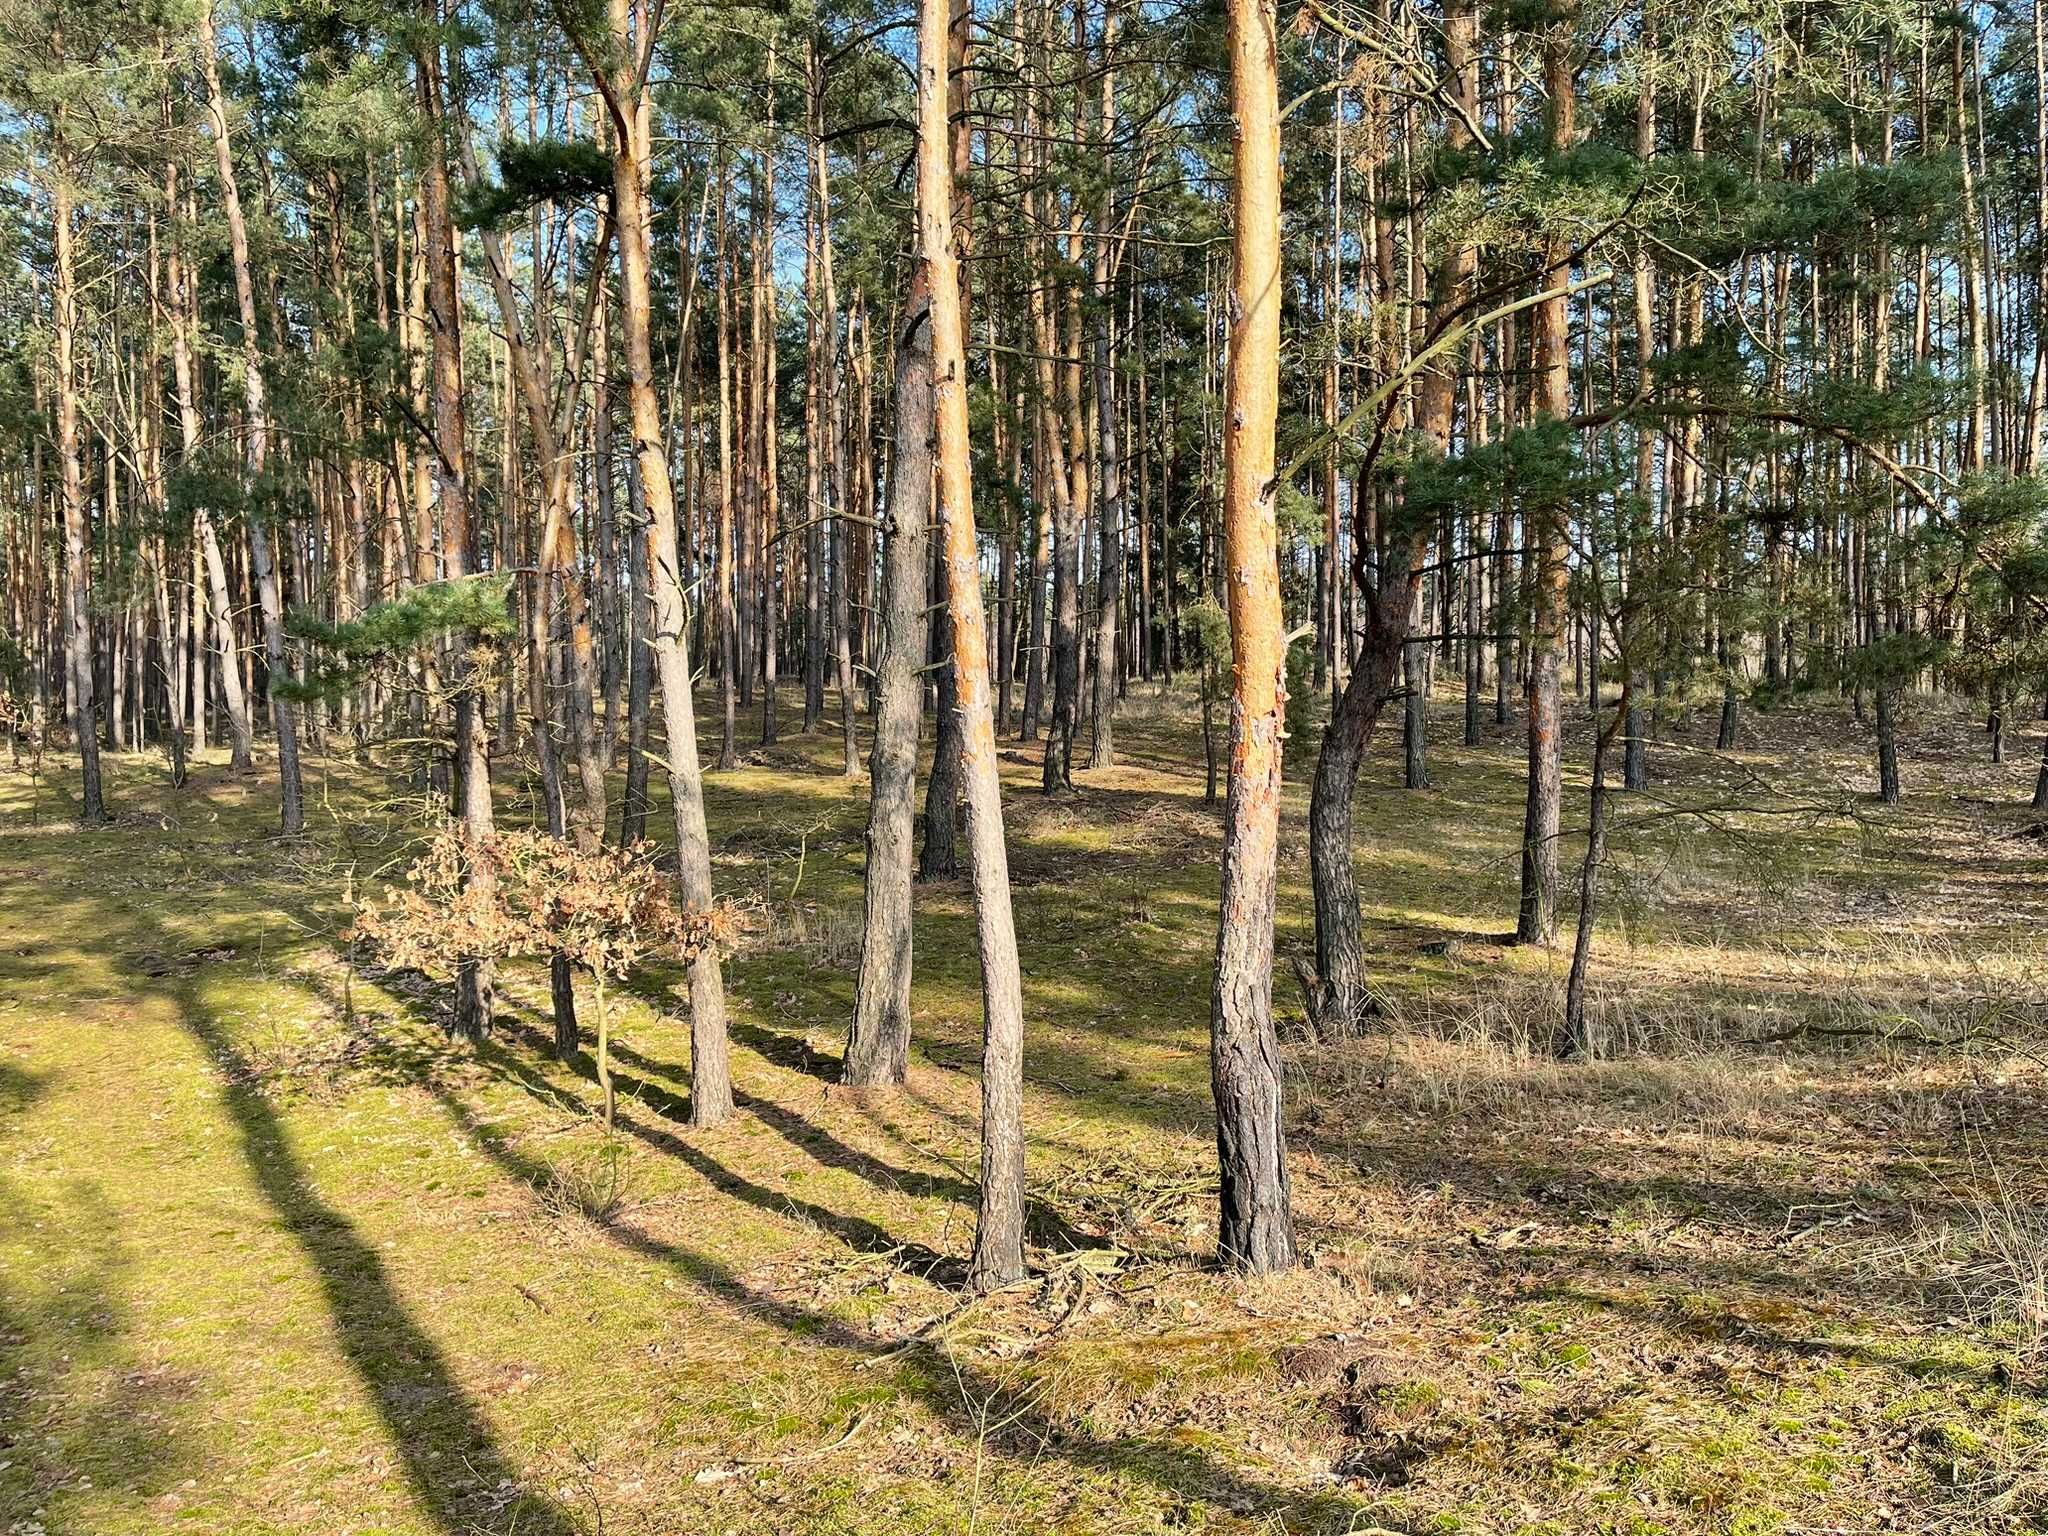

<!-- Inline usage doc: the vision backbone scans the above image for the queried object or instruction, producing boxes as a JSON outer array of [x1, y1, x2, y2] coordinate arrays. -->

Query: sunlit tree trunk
[[201, 1, 302, 835], [414, 36, 497, 1039], [917, 0, 1028, 1290], [49, 72, 105, 824], [1088, 5, 1121, 772], [585, 0, 734, 1124], [1211, 0, 1295, 1276]]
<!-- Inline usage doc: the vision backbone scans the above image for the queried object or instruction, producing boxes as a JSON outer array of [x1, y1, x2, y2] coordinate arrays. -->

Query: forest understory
[[3, 685, 2044, 1536]]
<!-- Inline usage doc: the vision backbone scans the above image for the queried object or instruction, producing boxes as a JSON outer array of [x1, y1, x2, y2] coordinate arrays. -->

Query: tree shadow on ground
[[286, 961, 1371, 1524], [538, 1018, 981, 1206], [418, 1068, 1375, 1532], [0, 1064, 200, 1531], [473, 1034, 960, 1277], [547, 990, 1112, 1251], [1546, 1280, 2041, 1398], [168, 996, 582, 1535]]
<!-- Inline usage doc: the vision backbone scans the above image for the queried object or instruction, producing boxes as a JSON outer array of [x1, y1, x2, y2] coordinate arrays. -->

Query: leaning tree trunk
[[1304, 607, 1411, 1035], [202, 3, 302, 837], [847, 268, 933, 1089], [1559, 685, 1627, 1058], [1210, 0, 1295, 1276], [1304, 0, 1476, 1030], [590, 0, 734, 1124]]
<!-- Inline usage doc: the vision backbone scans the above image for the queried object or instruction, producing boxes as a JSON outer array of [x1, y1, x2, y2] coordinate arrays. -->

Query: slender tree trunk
[[1402, 581, 1428, 789], [917, 0, 1027, 1290], [919, 608, 964, 880], [1088, 11, 1121, 771], [202, 2, 302, 836], [1559, 685, 1626, 1058], [1514, 10, 1578, 945], [166, 168, 254, 773], [588, 0, 734, 1124], [415, 39, 496, 1039], [716, 183, 741, 771], [620, 492, 655, 847], [50, 108, 105, 824], [1623, 43, 1656, 792], [1211, 0, 1295, 1276]]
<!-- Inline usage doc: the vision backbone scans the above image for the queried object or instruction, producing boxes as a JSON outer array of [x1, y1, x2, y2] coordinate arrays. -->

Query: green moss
[[4, 695, 2046, 1534]]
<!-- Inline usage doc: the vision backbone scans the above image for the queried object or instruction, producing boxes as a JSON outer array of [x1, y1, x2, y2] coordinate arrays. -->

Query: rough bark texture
[[917, 0, 1027, 1291], [847, 269, 933, 1089], [415, 43, 496, 1041], [918, 609, 963, 880], [1211, 0, 1296, 1276], [595, 0, 733, 1125], [1514, 8, 1578, 946], [1304, 0, 1475, 1030], [1876, 685, 1901, 803], [1402, 622, 1428, 789]]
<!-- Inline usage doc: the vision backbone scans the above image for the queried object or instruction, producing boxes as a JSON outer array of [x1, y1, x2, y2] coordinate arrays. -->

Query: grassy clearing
[[2, 684, 2045, 1534]]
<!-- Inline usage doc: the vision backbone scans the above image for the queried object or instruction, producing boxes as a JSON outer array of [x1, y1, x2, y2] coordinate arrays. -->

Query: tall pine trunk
[[202, 2, 302, 836], [589, 0, 734, 1124], [916, 0, 1028, 1290], [1210, 0, 1295, 1276]]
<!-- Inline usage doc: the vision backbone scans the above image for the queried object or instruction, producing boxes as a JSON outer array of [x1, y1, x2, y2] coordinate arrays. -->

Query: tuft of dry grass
[[533, 1132, 637, 1227]]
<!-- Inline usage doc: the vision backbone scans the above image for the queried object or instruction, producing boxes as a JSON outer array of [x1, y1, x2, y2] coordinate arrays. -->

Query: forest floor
[[3, 683, 2046, 1536]]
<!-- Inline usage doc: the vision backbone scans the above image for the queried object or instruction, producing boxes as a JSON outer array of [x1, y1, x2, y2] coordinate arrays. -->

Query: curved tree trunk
[[586, 0, 733, 1124], [1306, 608, 1409, 1034], [1558, 687, 1626, 1058], [1305, 0, 1475, 1030]]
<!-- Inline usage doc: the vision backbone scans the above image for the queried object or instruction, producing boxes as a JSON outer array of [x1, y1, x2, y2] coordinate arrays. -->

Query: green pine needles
[[281, 574, 515, 705]]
